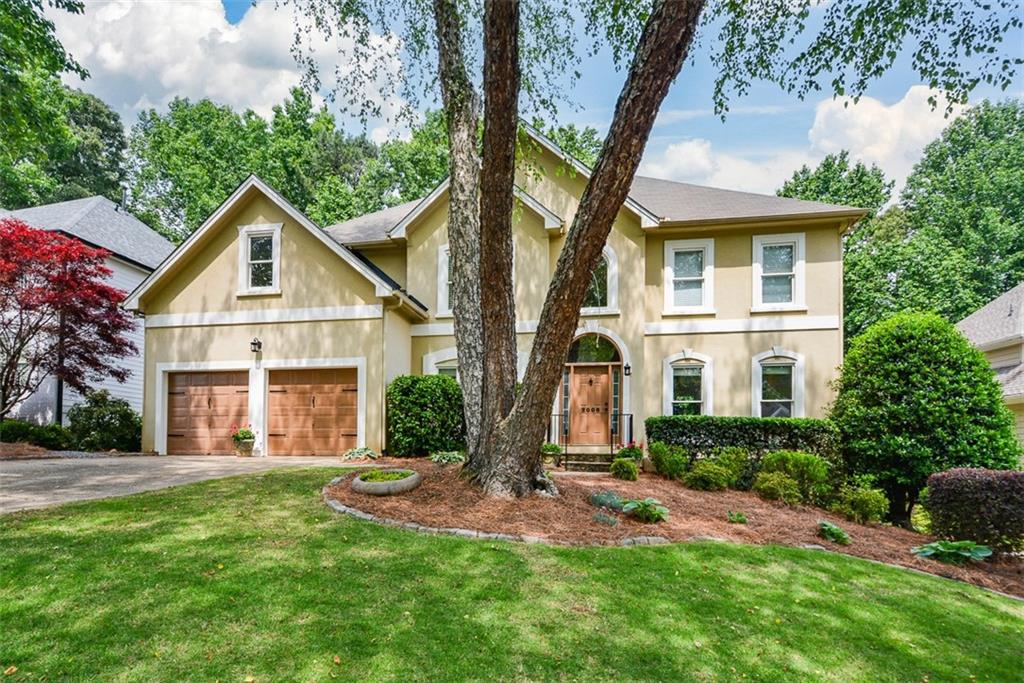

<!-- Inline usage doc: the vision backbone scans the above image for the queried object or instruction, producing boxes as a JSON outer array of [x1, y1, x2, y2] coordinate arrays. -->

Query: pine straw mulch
[[0, 442, 48, 459], [326, 459, 1024, 598]]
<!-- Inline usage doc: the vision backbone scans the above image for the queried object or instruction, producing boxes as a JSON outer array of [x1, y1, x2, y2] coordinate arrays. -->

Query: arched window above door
[[567, 334, 621, 363]]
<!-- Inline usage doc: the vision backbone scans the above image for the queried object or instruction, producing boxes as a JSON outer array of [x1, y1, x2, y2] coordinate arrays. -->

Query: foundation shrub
[[610, 457, 639, 481], [924, 468, 1024, 551], [682, 461, 731, 491], [386, 375, 465, 456], [753, 472, 803, 506]]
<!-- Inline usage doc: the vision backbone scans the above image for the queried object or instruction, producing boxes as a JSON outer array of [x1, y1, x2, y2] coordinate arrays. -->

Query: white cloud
[[49, 0, 404, 128], [641, 86, 964, 196]]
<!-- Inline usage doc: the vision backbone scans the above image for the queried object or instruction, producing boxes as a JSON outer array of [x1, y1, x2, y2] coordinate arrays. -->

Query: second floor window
[[248, 235, 274, 288], [753, 233, 805, 311], [663, 238, 714, 314], [237, 223, 281, 295]]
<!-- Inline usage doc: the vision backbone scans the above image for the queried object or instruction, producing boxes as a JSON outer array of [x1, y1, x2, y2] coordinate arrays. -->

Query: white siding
[[985, 344, 1022, 369], [8, 256, 149, 425]]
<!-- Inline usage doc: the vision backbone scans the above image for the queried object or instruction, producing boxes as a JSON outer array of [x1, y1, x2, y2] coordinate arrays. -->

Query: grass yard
[[1, 469, 1021, 682]]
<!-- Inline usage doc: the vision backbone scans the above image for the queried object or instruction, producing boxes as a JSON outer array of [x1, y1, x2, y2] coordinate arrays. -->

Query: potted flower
[[231, 424, 256, 457]]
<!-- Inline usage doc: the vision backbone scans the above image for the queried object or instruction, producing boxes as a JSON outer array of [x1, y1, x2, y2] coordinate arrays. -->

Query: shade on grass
[[1, 469, 1021, 681]]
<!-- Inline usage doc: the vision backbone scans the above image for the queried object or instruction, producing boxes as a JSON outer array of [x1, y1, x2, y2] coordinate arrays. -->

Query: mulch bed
[[326, 459, 1024, 598]]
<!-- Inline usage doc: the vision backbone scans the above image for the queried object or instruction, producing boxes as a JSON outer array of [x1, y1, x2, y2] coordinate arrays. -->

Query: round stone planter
[[351, 469, 422, 496]]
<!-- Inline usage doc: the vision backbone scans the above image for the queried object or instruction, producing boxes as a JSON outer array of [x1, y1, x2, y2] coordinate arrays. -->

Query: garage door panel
[[167, 371, 248, 455], [267, 368, 357, 456]]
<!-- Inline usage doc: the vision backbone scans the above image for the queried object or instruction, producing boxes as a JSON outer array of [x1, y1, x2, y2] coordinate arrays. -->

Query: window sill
[[750, 305, 807, 314], [237, 288, 281, 297], [435, 311, 453, 319], [662, 307, 716, 317], [580, 308, 620, 317]]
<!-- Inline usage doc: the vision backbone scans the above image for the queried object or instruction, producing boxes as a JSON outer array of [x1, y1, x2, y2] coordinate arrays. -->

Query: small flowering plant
[[616, 441, 645, 462], [231, 424, 255, 444]]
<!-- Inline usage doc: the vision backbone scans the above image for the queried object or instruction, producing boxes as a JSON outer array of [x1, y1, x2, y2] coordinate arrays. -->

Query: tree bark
[[432, 0, 485, 457], [468, 0, 523, 490], [484, 0, 707, 495]]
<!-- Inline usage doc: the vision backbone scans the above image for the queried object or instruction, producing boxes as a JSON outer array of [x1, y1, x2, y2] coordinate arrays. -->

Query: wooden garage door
[[267, 368, 358, 455], [167, 371, 248, 455]]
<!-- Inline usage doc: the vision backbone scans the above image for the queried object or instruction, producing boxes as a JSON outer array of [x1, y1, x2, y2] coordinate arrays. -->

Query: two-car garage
[[165, 368, 359, 455]]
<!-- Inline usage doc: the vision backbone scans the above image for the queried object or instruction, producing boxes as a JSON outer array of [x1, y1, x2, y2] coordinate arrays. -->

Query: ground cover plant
[[359, 469, 415, 483], [622, 498, 668, 523], [819, 521, 851, 546], [1, 470, 1022, 681], [912, 540, 993, 566], [727, 511, 747, 524], [429, 450, 466, 464]]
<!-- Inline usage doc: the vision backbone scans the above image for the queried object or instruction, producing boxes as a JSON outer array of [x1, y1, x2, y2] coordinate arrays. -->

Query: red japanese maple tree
[[0, 219, 136, 419]]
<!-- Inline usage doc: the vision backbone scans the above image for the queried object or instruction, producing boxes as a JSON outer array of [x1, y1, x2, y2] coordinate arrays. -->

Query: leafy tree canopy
[[778, 151, 892, 220]]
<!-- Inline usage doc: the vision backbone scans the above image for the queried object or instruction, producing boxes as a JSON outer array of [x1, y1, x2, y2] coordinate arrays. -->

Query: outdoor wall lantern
[[623, 363, 631, 376], [250, 337, 263, 353]]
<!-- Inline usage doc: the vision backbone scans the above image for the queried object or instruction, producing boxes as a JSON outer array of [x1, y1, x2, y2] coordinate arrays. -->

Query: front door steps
[[562, 444, 619, 472]]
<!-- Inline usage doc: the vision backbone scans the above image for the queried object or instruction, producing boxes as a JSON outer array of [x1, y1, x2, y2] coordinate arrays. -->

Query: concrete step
[[565, 460, 612, 472]]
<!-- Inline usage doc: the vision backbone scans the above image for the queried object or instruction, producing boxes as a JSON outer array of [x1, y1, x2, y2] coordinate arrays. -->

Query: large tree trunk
[[481, 0, 707, 496], [432, 0, 484, 457], [467, 0, 523, 489]]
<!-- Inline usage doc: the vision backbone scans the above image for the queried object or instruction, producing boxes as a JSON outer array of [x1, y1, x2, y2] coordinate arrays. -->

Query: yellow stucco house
[[126, 127, 864, 456]]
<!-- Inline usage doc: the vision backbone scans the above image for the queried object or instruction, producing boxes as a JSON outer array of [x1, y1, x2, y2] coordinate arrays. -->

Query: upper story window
[[663, 238, 714, 315], [437, 245, 452, 317], [237, 223, 282, 296], [752, 233, 805, 312], [662, 350, 713, 416], [752, 348, 804, 418], [581, 245, 619, 315]]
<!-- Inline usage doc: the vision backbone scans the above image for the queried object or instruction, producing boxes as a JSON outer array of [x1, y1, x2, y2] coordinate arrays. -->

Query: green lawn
[[1, 469, 1021, 682]]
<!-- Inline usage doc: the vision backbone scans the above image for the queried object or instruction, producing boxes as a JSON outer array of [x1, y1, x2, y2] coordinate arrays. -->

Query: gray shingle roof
[[4, 196, 174, 270], [325, 176, 864, 246], [994, 363, 1024, 399], [957, 282, 1024, 349], [628, 176, 864, 224]]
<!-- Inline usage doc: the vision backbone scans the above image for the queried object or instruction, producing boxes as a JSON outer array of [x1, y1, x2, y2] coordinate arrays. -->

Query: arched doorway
[[557, 334, 624, 446]]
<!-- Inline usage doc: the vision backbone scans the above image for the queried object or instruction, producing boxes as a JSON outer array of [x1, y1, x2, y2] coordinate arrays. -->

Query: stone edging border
[[321, 475, 1024, 602]]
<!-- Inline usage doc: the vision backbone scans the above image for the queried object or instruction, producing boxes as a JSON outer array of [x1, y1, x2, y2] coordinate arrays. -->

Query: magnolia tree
[[286, 0, 1022, 496], [0, 219, 136, 419]]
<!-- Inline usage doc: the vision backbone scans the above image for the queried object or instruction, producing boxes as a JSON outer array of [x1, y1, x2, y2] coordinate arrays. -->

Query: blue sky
[[50, 0, 1023, 196]]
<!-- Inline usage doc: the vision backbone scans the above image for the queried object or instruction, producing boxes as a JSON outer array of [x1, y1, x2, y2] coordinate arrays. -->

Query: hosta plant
[[589, 490, 624, 511], [818, 520, 851, 545], [623, 498, 668, 523], [911, 540, 993, 565], [342, 447, 379, 461], [429, 450, 466, 464]]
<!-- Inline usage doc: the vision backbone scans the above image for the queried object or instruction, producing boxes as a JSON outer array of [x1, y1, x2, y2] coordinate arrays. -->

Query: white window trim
[[662, 350, 713, 416], [663, 238, 715, 315], [581, 244, 620, 316], [752, 233, 806, 313], [237, 223, 282, 296], [436, 244, 452, 318], [751, 347, 805, 418]]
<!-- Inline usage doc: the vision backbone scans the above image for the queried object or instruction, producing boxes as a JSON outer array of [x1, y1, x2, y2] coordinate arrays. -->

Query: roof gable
[[957, 281, 1024, 350], [124, 175, 426, 315]]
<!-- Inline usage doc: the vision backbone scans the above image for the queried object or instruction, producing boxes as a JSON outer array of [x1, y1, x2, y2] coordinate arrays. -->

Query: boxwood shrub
[[67, 391, 141, 452], [925, 468, 1024, 551], [386, 375, 465, 456], [645, 415, 840, 465], [610, 457, 639, 481], [753, 472, 803, 505], [682, 461, 731, 491], [0, 419, 73, 450]]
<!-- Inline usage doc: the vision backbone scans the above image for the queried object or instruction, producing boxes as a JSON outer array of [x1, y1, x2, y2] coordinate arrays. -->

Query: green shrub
[[818, 520, 851, 545], [386, 375, 465, 456], [541, 442, 562, 456], [429, 450, 465, 464], [623, 497, 668, 523], [616, 442, 644, 462], [610, 457, 639, 481], [67, 391, 141, 452], [831, 312, 1021, 523], [645, 414, 840, 462], [592, 511, 618, 526], [924, 468, 1024, 551], [753, 472, 803, 505], [0, 420, 73, 450], [831, 486, 889, 525], [727, 511, 747, 524], [761, 451, 829, 501], [911, 540, 992, 565], [589, 490, 624, 511], [649, 441, 689, 478], [682, 461, 731, 491], [711, 446, 751, 489]]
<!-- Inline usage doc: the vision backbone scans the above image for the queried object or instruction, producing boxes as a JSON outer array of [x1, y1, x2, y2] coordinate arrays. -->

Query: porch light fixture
[[623, 363, 631, 376], [250, 337, 263, 353]]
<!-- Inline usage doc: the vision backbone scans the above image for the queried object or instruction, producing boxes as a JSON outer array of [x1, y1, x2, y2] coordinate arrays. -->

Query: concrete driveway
[[0, 455, 345, 514]]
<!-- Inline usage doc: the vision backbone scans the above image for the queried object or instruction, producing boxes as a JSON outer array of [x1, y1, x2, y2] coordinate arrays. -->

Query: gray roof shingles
[[4, 196, 174, 270], [325, 176, 863, 246], [957, 282, 1024, 349]]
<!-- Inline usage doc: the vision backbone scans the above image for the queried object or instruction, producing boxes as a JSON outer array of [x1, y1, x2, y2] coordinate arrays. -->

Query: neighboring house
[[2, 196, 174, 423], [957, 282, 1024, 441], [126, 126, 863, 456]]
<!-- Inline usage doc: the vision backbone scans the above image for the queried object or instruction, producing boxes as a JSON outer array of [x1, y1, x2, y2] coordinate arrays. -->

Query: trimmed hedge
[[0, 419, 73, 450], [925, 468, 1024, 551], [645, 415, 840, 463], [610, 457, 639, 481], [386, 375, 465, 456]]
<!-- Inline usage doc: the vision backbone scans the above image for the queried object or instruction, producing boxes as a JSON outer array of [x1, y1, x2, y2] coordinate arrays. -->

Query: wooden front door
[[267, 368, 358, 455], [167, 371, 249, 455], [569, 366, 610, 445]]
